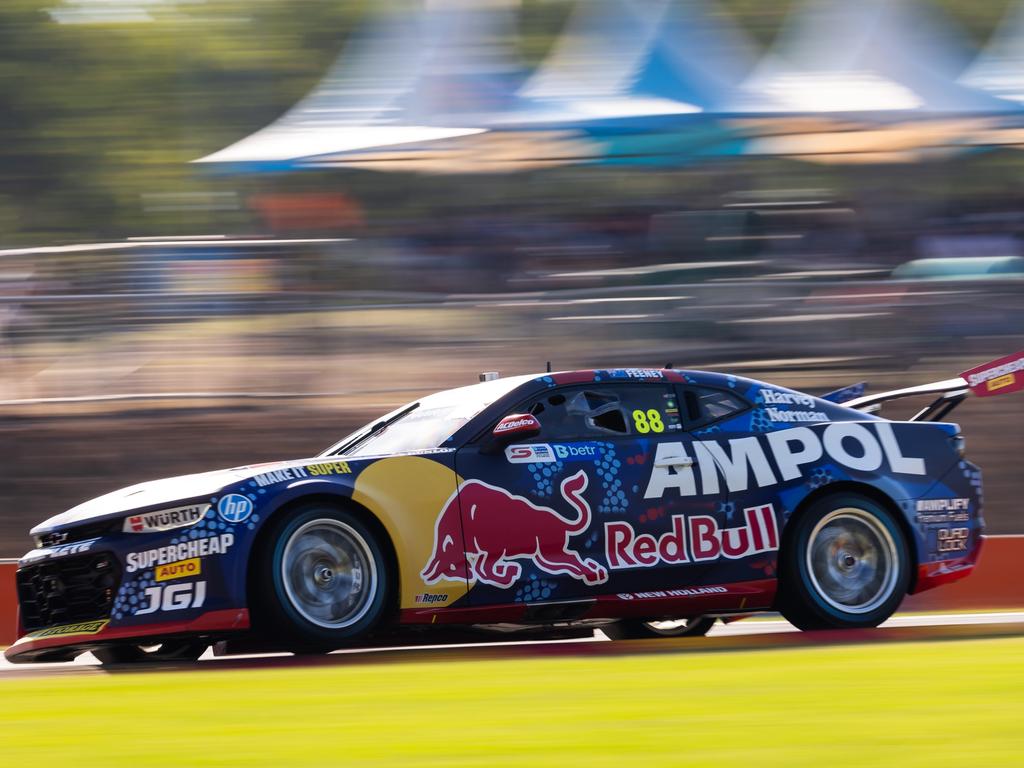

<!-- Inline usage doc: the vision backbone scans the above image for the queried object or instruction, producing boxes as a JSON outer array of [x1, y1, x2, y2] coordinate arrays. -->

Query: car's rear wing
[[843, 351, 1024, 422]]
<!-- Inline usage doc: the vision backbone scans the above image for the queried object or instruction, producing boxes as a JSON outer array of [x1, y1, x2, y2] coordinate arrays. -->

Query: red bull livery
[[7, 353, 1022, 663]]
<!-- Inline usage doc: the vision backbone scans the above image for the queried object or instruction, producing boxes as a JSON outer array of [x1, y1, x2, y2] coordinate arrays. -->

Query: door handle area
[[654, 456, 694, 469]]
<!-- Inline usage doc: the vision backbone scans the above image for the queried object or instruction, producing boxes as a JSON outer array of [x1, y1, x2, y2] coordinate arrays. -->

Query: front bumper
[[7, 500, 256, 662], [4, 608, 249, 663]]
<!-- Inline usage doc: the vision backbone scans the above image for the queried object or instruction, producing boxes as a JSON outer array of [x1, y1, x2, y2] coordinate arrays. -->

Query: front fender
[[244, 455, 465, 613]]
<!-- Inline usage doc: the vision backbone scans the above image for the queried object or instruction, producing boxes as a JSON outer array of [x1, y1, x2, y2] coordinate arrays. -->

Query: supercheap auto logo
[[961, 351, 1024, 397], [154, 557, 201, 582], [126, 533, 234, 573]]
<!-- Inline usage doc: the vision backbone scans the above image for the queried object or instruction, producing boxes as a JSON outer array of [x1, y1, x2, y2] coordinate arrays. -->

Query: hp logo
[[217, 494, 253, 523]]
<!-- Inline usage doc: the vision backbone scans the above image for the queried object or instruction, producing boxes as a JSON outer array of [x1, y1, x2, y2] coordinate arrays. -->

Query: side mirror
[[482, 413, 541, 454]]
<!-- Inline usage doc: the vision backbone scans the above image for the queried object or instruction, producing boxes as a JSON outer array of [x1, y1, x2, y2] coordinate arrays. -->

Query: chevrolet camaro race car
[[7, 351, 1023, 664]]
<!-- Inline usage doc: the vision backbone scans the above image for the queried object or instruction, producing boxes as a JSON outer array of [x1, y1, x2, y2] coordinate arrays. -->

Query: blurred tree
[[0, 0, 371, 244]]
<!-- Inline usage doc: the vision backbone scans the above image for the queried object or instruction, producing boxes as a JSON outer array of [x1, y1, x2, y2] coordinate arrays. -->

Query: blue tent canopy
[[197, 0, 1024, 173], [961, 2, 1024, 105], [730, 0, 1015, 115]]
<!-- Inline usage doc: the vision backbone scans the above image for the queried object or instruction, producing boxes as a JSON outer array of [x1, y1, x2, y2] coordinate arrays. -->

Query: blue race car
[[7, 353, 1020, 663]]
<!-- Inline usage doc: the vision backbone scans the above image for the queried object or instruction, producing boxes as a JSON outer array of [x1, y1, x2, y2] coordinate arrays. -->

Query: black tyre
[[603, 616, 716, 640], [778, 493, 910, 630], [253, 504, 391, 649], [93, 640, 206, 665]]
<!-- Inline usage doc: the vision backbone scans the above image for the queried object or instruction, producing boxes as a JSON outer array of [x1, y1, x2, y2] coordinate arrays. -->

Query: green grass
[[2, 638, 1023, 767]]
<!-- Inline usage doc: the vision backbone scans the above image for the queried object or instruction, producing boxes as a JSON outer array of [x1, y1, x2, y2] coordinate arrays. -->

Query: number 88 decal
[[631, 409, 664, 434]]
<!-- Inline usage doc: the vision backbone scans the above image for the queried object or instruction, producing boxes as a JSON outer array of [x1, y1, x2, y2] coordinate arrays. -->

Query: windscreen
[[324, 375, 534, 457]]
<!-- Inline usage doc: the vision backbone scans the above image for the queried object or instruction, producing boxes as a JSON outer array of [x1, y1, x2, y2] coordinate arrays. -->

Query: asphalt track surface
[[2, 610, 1022, 679]]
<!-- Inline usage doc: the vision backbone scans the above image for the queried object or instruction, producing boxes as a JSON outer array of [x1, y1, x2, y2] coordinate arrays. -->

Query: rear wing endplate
[[844, 350, 1024, 422]]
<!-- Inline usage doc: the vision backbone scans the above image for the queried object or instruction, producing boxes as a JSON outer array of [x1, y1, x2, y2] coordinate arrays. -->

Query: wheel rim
[[281, 518, 377, 629], [806, 508, 899, 615]]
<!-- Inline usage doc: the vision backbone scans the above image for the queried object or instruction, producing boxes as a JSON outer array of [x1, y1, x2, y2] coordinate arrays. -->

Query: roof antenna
[[546, 361, 552, 373], [665, 362, 674, 369]]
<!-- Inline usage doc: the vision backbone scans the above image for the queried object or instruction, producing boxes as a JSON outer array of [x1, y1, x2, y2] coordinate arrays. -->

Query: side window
[[679, 386, 749, 430], [519, 385, 682, 440]]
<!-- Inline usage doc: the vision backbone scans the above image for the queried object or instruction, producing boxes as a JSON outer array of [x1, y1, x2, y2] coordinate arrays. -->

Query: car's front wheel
[[603, 616, 716, 640], [779, 493, 910, 630], [253, 504, 391, 649]]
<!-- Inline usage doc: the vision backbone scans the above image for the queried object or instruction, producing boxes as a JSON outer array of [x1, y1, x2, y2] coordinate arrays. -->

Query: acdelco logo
[[495, 417, 537, 434]]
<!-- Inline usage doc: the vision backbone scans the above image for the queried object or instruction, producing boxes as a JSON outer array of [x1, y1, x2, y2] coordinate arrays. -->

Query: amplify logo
[[421, 470, 607, 588], [606, 505, 778, 569]]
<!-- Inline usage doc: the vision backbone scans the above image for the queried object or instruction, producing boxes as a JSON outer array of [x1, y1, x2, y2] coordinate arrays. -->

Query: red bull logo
[[421, 470, 608, 589], [605, 505, 779, 569]]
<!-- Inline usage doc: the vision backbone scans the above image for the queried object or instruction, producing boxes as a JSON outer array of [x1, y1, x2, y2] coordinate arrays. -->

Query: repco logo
[[645, 422, 925, 499]]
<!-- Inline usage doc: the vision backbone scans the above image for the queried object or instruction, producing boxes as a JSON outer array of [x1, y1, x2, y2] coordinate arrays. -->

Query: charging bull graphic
[[421, 470, 608, 588]]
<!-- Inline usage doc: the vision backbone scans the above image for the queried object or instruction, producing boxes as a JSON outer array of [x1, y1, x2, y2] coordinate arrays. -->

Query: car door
[[454, 381, 712, 607], [666, 383, 777, 589]]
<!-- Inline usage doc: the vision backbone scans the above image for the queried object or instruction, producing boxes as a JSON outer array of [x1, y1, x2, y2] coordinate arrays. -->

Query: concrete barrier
[[2, 559, 17, 646], [902, 535, 1023, 612], [2, 537, 1022, 647]]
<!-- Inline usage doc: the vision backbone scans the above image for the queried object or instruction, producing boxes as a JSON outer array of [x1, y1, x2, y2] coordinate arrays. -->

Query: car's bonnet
[[29, 462, 295, 535]]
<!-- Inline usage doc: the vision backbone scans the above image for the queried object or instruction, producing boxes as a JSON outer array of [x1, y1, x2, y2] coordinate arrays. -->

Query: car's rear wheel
[[603, 616, 715, 640], [92, 640, 206, 665], [253, 504, 391, 650], [779, 493, 910, 630]]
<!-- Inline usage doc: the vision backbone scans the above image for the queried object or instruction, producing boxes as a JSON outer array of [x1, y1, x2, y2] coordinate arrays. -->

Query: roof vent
[[479, 371, 500, 382]]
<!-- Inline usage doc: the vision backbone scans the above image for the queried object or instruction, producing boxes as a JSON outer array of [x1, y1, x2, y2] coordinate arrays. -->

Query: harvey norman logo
[[645, 422, 926, 498]]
